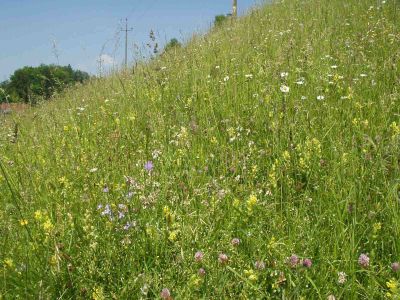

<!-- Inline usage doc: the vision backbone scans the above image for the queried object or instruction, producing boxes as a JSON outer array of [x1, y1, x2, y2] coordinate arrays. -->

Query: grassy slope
[[1, 0, 399, 298]]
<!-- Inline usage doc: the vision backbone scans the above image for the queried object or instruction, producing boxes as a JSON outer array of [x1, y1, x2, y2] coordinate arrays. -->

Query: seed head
[[302, 258, 312, 268], [391, 262, 399, 272], [218, 253, 229, 264], [358, 253, 370, 268], [194, 251, 204, 262]]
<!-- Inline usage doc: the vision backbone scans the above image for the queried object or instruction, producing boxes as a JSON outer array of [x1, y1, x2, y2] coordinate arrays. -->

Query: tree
[[214, 15, 228, 27], [164, 38, 181, 53], [2, 64, 90, 104]]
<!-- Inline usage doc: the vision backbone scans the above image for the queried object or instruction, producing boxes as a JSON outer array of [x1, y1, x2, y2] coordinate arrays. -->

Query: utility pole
[[232, 0, 237, 18], [121, 18, 133, 69]]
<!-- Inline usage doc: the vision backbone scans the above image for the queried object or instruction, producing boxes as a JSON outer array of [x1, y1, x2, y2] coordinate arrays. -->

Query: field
[[1, 0, 399, 298]]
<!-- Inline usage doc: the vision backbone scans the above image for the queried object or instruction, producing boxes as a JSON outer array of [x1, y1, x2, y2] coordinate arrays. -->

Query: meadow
[[0, 0, 399, 298]]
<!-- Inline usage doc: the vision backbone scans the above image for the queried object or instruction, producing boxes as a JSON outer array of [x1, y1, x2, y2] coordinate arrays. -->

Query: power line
[[120, 18, 133, 69]]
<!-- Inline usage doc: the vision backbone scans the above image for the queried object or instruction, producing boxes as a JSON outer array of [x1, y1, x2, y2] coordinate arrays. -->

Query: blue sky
[[0, 0, 261, 81]]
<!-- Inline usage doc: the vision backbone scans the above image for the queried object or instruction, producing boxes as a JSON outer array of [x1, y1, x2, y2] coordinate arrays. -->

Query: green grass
[[1, 0, 399, 298]]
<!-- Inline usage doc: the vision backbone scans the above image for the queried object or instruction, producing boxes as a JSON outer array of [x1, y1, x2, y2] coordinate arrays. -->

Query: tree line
[[0, 64, 90, 104]]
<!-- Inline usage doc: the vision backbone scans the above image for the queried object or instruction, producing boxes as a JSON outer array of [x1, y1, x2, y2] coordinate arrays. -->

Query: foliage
[[214, 14, 229, 27], [1, 64, 89, 104], [0, 0, 399, 299], [164, 38, 182, 53]]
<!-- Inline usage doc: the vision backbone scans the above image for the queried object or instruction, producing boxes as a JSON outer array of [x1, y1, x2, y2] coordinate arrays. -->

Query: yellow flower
[[19, 219, 28, 226], [34, 210, 43, 220], [4, 258, 13, 268], [43, 219, 54, 232], [92, 286, 105, 300], [168, 230, 179, 242], [233, 198, 240, 208]]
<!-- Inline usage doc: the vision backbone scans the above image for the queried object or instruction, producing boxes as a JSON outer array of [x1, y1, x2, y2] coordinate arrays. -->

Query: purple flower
[[144, 161, 154, 172], [302, 258, 312, 268], [218, 253, 229, 264], [123, 222, 132, 230], [254, 260, 266, 270], [97, 204, 103, 210], [231, 238, 240, 247], [103, 185, 109, 193], [160, 288, 171, 299], [101, 204, 112, 216], [194, 251, 204, 262], [118, 211, 125, 219], [288, 254, 299, 268], [358, 253, 370, 268], [198, 268, 206, 277], [391, 262, 399, 272]]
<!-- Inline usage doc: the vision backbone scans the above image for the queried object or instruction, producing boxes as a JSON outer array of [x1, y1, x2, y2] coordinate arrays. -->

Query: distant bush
[[0, 64, 90, 104], [164, 38, 182, 53], [214, 14, 229, 27]]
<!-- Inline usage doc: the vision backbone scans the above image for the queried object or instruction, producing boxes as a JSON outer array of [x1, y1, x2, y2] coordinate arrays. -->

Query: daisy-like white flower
[[295, 80, 304, 85], [245, 74, 253, 79], [317, 95, 325, 100], [280, 85, 290, 93], [223, 76, 230, 82], [280, 72, 288, 78]]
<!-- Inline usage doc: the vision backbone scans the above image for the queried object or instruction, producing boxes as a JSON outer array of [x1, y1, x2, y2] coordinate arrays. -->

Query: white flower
[[280, 85, 290, 93], [331, 65, 338, 69], [280, 72, 289, 78], [89, 168, 98, 173], [245, 74, 253, 79], [295, 80, 304, 85], [301, 96, 307, 100], [317, 95, 325, 100], [223, 76, 230, 82], [360, 73, 367, 77], [338, 272, 347, 284]]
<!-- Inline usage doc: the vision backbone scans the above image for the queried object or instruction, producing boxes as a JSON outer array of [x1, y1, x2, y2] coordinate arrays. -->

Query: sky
[[0, 0, 262, 81]]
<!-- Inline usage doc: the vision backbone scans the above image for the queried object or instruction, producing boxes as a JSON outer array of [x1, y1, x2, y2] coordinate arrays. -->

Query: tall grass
[[1, 0, 399, 298]]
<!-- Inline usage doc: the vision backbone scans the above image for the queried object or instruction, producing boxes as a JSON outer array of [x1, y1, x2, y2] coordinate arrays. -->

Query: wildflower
[[301, 96, 307, 100], [218, 253, 229, 264], [317, 95, 325, 100], [89, 168, 98, 173], [386, 279, 399, 298], [198, 268, 206, 277], [295, 80, 304, 85], [358, 253, 370, 268], [168, 230, 178, 242], [288, 254, 299, 268], [338, 271, 347, 284], [43, 219, 54, 232], [280, 85, 290, 93], [19, 219, 28, 226], [247, 194, 257, 211], [231, 238, 240, 247], [392, 262, 400, 272], [194, 251, 204, 262], [244, 269, 258, 281], [102, 186, 109, 193], [92, 286, 105, 300], [160, 288, 171, 299], [101, 204, 112, 217], [223, 76, 230, 82], [144, 161, 154, 172], [4, 258, 13, 268], [302, 258, 312, 268], [245, 74, 253, 79], [280, 72, 288, 78], [34, 210, 43, 220], [123, 222, 134, 230], [254, 260, 266, 270]]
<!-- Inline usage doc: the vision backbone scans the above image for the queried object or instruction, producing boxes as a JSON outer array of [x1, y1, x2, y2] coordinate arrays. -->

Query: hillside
[[1, 0, 399, 298]]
